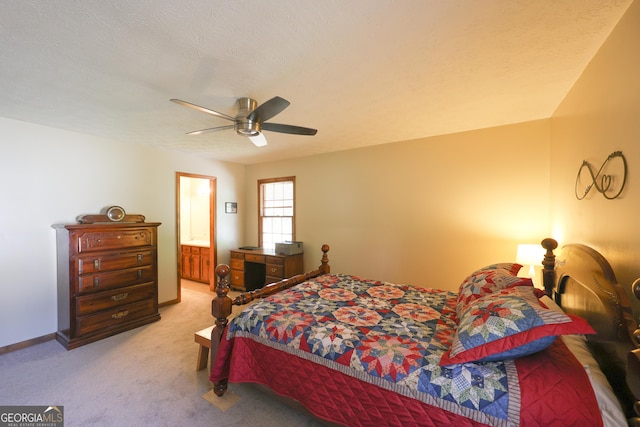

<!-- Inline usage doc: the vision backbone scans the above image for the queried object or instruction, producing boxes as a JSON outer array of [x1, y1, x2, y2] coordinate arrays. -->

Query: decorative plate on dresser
[[53, 208, 161, 349]]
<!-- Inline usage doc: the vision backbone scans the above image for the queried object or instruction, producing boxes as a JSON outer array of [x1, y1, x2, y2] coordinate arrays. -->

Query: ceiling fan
[[170, 96, 317, 147]]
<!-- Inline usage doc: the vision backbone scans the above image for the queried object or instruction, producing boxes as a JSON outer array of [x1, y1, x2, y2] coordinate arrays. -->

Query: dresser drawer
[[76, 283, 155, 316], [230, 251, 245, 260], [245, 254, 265, 263], [266, 264, 284, 278], [78, 250, 153, 274], [77, 229, 154, 253], [230, 270, 244, 286], [230, 258, 244, 270], [75, 299, 156, 336], [78, 265, 154, 293]]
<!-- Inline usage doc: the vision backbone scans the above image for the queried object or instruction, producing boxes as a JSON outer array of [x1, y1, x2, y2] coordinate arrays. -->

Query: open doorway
[[176, 172, 217, 302]]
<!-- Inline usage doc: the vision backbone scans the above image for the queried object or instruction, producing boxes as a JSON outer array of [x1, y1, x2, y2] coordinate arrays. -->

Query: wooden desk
[[229, 248, 303, 291]]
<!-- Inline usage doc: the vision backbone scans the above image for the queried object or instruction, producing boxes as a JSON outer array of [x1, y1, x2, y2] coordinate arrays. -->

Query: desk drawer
[[76, 283, 155, 316], [245, 254, 265, 263], [75, 299, 156, 336], [230, 259, 244, 270], [266, 264, 283, 278], [230, 270, 244, 287], [265, 256, 284, 265]]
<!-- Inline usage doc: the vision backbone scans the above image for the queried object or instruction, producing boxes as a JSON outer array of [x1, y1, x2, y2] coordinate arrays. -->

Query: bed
[[209, 241, 640, 426]]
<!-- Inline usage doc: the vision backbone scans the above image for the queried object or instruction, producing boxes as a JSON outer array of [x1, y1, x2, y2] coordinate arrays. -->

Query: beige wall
[[0, 117, 245, 348], [550, 0, 640, 313], [245, 119, 551, 291]]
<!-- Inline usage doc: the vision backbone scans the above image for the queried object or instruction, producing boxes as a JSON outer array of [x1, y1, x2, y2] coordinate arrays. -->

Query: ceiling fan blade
[[248, 133, 268, 147], [261, 122, 317, 136], [247, 96, 290, 123], [170, 99, 236, 121], [186, 125, 234, 136]]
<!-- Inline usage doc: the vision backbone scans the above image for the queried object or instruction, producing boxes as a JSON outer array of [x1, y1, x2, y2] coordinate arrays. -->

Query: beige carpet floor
[[0, 280, 326, 426]]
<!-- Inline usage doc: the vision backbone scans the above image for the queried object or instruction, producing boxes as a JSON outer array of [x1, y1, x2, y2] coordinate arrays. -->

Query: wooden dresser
[[53, 211, 161, 349], [229, 248, 303, 291], [180, 244, 210, 283]]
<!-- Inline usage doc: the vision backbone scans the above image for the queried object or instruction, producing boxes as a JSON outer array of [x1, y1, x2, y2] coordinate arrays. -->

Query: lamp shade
[[516, 244, 543, 266]]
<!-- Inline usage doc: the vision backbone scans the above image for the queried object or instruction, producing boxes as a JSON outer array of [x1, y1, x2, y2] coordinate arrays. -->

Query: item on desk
[[275, 241, 303, 255]]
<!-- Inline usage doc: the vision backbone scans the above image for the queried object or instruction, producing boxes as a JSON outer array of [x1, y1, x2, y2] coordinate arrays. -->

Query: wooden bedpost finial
[[540, 238, 558, 298], [320, 244, 330, 274], [541, 238, 558, 252], [214, 264, 230, 296]]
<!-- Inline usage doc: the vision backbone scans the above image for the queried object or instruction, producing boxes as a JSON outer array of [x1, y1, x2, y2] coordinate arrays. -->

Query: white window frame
[[258, 176, 295, 250]]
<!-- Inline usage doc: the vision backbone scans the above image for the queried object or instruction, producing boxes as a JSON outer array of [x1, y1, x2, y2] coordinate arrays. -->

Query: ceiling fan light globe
[[249, 133, 267, 147]]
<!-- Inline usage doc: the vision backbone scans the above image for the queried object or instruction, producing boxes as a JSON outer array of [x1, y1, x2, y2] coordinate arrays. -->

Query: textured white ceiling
[[0, 0, 632, 164]]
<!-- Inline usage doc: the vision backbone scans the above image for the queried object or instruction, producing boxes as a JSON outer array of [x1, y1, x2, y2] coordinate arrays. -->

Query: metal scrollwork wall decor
[[575, 151, 627, 200]]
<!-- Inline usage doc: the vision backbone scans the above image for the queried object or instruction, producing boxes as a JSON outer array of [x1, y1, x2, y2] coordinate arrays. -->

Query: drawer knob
[[112, 310, 129, 319], [93, 277, 100, 287], [137, 254, 143, 263], [111, 293, 129, 301], [94, 259, 100, 270], [137, 270, 142, 279]]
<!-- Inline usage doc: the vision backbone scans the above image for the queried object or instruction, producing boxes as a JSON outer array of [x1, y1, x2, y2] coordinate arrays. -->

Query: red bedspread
[[211, 274, 602, 426]]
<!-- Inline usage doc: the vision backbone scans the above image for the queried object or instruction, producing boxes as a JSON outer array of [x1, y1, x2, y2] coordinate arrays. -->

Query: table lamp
[[516, 243, 544, 285]]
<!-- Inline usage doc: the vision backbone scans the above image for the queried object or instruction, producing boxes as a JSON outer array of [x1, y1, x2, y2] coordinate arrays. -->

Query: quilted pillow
[[456, 268, 531, 317], [441, 286, 595, 366]]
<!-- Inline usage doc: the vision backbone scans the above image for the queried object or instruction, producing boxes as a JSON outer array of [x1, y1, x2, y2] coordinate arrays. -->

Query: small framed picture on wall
[[225, 202, 237, 214]]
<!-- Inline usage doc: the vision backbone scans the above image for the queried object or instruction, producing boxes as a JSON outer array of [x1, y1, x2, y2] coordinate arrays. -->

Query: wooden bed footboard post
[[541, 238, 558, 297], [211, 264, 232, 396]]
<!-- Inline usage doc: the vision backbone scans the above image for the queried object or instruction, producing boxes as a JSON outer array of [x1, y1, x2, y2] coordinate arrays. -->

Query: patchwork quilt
[[211, 274, 602, 426]]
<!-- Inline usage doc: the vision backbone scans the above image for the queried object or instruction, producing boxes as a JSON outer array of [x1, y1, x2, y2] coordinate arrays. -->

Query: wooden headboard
[[541, 238, 640, 421]]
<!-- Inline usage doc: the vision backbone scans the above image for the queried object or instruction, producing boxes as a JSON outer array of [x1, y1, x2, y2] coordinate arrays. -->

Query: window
[[258, 176, 295, 250]]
